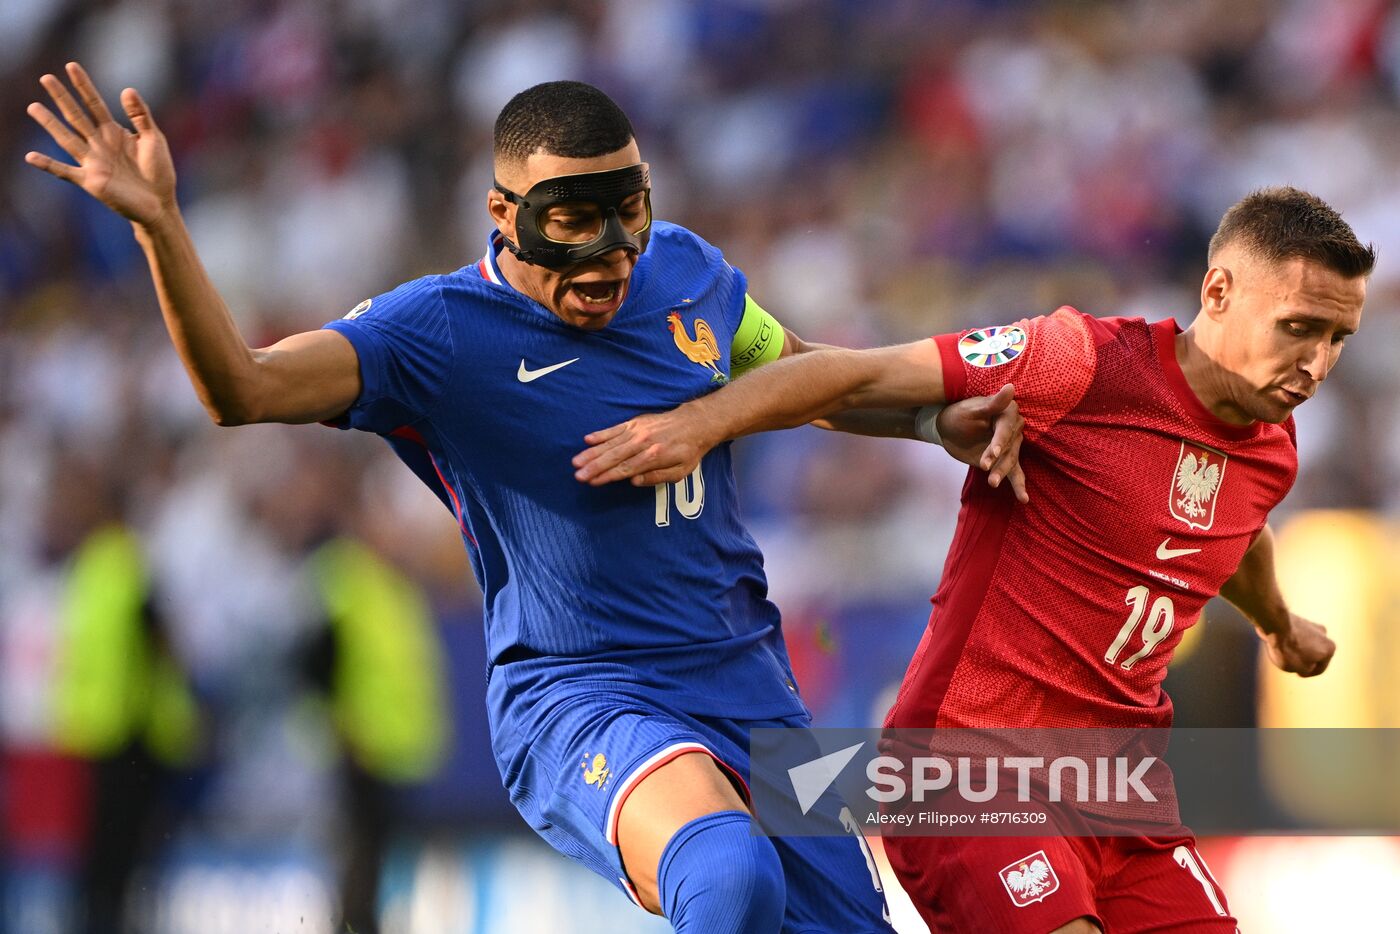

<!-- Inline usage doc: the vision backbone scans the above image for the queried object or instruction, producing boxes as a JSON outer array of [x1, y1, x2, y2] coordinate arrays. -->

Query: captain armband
[[729, 294, 786, 379]]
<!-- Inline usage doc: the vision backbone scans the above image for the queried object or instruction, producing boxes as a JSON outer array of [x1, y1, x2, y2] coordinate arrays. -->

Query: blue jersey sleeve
[[646, 222, 750, 339], [724, 263, 749, 336], [322, 277, 453, 434]]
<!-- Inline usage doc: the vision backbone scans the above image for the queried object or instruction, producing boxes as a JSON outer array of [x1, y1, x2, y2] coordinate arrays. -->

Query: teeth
[[578, 286, 617, 305]]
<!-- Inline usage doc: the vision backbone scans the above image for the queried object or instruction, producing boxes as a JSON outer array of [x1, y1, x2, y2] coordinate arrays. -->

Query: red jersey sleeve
[[934, 306, 1097, 437]]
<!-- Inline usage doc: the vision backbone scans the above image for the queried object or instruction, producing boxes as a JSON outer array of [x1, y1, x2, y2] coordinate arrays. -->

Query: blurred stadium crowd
[[3, 1, 1400, 931]]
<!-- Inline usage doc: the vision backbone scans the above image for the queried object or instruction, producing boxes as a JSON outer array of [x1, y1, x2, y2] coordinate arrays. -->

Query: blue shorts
[[500, 689, 892, 933]]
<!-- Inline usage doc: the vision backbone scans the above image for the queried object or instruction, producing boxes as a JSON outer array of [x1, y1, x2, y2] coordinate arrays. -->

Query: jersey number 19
[[1105, 586, 1176, 671]]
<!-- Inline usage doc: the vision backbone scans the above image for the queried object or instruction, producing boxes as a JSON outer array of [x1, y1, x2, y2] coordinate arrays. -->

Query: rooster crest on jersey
[[1171, 440, 1227, 530], [668, 309, 728, 383], [999, 850, 1060, 907]]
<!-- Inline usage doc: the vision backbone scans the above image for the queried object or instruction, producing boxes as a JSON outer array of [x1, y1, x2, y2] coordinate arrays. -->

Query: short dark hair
[[494, 81, 635, 166], [1208, 186, 1376, 278]]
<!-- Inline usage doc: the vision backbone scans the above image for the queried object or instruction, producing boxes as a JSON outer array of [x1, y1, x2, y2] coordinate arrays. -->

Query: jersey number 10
[[654, 466, 706, 527]]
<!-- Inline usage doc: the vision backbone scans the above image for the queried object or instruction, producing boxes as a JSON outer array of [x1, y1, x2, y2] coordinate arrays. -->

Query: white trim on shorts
[[604, 740, 754, 909]]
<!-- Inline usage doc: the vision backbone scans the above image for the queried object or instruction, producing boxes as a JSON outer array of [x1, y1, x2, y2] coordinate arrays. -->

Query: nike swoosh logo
[[517, 358, 579, 383], [1156, 538, 1201, 560]]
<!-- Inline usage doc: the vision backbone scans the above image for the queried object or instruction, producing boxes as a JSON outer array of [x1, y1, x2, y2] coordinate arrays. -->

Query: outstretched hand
[[25, 62, 175, 227], [572, 382, 1030, 497], [936, 383, 1028, 503]]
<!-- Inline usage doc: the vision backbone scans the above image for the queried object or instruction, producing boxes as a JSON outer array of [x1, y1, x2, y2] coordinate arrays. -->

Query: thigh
[[884, 833, 1104, 934], [1096, 836, 1239, 934], [615, 750, 749, 912]]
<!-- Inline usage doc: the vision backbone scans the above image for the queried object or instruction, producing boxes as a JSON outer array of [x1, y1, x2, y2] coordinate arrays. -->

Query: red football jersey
[[887, 307, 1298, 731]]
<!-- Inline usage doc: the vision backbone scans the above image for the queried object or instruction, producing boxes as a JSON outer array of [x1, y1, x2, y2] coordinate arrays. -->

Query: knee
[[658, 810, 785, 933]]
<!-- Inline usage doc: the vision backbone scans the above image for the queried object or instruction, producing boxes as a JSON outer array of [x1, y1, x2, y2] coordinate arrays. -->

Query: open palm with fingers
[[25, 62, 175, 227]]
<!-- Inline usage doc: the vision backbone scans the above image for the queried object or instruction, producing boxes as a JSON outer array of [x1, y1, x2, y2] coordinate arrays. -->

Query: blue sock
[[657, 810, 786, 933]]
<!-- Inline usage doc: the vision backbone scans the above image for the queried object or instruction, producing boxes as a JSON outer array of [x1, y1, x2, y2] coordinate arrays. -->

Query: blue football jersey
[[323, 222, 806, 733]]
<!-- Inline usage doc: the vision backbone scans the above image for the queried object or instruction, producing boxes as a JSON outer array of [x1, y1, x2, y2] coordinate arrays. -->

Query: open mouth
[[570, 279, 625, 312], [1279, 388, 1310, 405]]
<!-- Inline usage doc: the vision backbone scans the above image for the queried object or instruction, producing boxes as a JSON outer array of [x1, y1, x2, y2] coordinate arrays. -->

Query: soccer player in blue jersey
[[26, 63, 1026, 933]]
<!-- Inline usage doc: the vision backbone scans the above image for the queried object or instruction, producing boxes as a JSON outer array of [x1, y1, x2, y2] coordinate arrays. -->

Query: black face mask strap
[[493, 182, 537, 263], [494, 182, 526, 207], [499, 235, 534, 263]]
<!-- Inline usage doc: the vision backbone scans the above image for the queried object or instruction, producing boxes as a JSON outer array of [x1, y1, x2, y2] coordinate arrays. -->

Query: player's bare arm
[[725, 304, 1028, 483], [779, 331, 926, 439], [572, 342, 917, 487], [1219, 524, 1335, 677], [573, 338, 1026, 499], [24, 63, 361, 426], [780, 329, 1027, 497]]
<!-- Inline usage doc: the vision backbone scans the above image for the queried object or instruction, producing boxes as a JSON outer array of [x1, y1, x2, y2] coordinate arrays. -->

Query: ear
[[488, 188, 514, 239], [1200, 265, 1233, 320]]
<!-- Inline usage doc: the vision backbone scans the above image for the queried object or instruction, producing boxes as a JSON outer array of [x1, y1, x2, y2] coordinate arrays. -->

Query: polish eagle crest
[[999, 850, 1060, 906], [1170, 441, 1227, 530]]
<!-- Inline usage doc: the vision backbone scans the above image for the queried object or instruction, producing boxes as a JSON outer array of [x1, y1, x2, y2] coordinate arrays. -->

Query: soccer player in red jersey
[[576, 186, 1371, 933]]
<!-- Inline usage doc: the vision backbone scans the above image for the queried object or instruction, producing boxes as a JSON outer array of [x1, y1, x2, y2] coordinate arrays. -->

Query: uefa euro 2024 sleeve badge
[[958, 325, 1027, 368]]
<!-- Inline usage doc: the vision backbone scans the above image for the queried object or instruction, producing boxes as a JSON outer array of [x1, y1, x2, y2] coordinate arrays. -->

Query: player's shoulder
[[642, 221, 733, 279], [344, 272, 446, 320], [648, 219, 721, 256], [631, 220, 740, 312], [436, 263, 516, 306], [329, 271, 482, 363], [955, 306, 1141, 358], [349, 266, 507, 325], [1041, 306, 1151, 343], [1047, 308, 1175, 368], [1007, 305, 1101, 362]]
